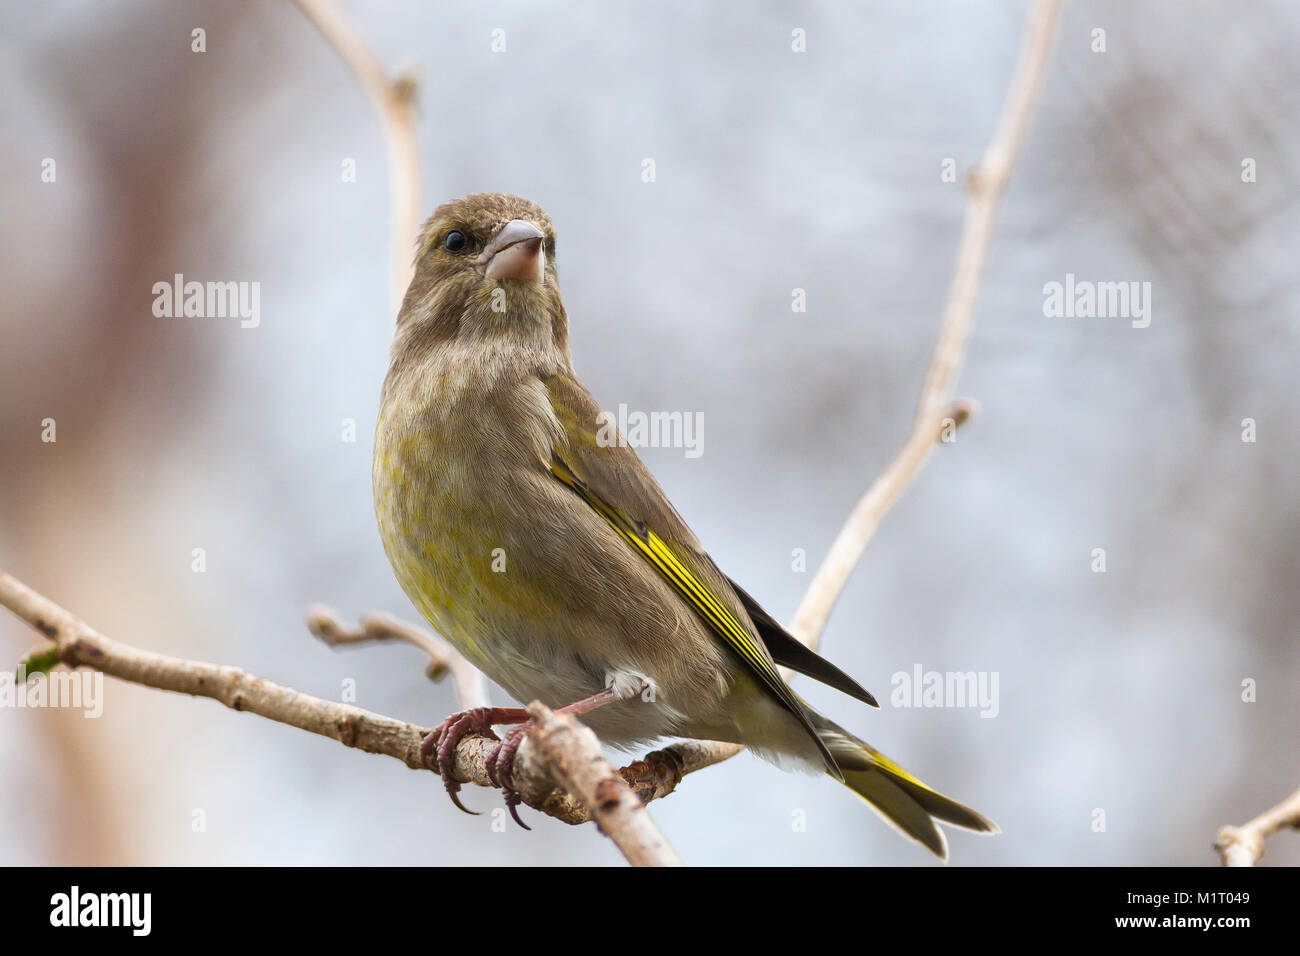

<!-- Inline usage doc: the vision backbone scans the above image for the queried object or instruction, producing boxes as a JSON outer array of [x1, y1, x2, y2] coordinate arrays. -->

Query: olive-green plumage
[[373, 192, 997, 859]]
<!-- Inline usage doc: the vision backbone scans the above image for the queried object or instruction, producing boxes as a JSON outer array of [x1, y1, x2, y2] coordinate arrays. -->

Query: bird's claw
[[488, 723, 533, 830], [420, 707, 504, 816]]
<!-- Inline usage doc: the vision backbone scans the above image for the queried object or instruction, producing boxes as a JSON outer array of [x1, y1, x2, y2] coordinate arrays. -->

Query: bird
[[372, 191, 997, 859]]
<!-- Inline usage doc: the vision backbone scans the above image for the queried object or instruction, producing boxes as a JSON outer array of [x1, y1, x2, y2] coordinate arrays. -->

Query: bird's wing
[[542, 372, 866, 773], [724, 575, 878, 708]]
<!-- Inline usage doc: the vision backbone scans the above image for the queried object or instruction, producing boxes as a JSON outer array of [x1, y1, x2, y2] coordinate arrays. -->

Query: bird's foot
[[420, 706, 528, 815], [485, 685, 625, 830]]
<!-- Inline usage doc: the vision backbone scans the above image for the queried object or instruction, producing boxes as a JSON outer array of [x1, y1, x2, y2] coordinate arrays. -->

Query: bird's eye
[[443, 230, 467, 253]]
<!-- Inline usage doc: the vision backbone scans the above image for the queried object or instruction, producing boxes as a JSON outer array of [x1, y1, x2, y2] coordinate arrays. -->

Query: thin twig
[[293, 0, 421, 315], [1215, 787, 1300, 866], [658, 0, 1063, 779], [306, 604, 489, 710], [790, 0, 1061, 649]]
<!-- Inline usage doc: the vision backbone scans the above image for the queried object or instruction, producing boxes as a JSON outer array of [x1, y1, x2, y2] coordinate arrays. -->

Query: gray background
[[1, 0, 1296, 866]]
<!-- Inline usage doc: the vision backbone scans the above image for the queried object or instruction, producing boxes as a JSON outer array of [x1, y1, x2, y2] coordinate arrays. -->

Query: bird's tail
[[814, 714, 999, 860]]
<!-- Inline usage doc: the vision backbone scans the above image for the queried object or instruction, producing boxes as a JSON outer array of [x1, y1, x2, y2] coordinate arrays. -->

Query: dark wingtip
[[836, 676, 880, 708], [724, 574, 882, 710], [843, 682, 880, 708]]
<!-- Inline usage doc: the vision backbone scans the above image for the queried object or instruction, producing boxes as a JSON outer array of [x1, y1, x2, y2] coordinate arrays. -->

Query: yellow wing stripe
[[551, 462, 785, 691], [643, 529, 772, 675]]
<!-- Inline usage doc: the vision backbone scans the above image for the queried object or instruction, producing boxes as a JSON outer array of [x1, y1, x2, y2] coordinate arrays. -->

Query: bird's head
[[395, 192, 567, 356]]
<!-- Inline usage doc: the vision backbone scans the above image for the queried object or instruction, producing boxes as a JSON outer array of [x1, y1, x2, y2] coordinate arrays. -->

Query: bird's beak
[[481, 219, 546, 284]]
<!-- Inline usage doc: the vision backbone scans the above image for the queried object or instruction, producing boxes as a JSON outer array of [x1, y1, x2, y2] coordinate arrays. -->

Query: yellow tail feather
[[815, 716, 999, 860]]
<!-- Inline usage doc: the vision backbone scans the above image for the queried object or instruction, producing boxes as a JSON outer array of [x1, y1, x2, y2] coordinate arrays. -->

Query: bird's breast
[[372, 349, 564, 672]]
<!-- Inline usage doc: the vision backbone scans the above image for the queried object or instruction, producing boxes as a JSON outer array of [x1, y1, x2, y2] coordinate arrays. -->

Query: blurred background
[[2, 0, 1297, 866]]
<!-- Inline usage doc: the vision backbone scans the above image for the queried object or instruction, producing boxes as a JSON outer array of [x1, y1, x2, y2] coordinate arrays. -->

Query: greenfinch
[[373, 192, 997, 858]]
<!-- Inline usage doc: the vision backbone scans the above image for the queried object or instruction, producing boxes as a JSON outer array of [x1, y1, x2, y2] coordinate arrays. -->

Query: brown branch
[[292, 0, 421, 315], [0, 570, 668, 830], [300, 605, 699, 824], [525, 702, 682, 866], [1214, 787, 1300, 866]]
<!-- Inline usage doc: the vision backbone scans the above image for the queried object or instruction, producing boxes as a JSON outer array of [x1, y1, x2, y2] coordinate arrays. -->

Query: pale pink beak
[[481, 219, 546, 283]]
